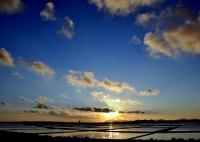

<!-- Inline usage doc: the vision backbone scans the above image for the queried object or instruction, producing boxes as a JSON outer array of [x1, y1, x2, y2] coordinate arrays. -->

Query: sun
[[104, 111, 119, 118]]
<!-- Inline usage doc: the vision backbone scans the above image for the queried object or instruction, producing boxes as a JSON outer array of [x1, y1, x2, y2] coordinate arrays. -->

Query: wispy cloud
[[12, 72, 24, 78], [131, 36, 141, 45], [1, 102, 9, 106], [0, 0, 24, 14], [60, 93, 68, 99], [0, 48, 14, 67], [19, 57, 54, 76], [19, 96, 30, 102], [40, 2, 57, 21], [91, 91, 103, 97], [88, 0, 165, 16], [57, 16, 75, 39], [140, 89, 160, 96]]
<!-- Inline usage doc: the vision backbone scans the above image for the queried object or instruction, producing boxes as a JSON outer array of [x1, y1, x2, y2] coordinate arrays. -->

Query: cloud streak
[[40, 2, 57, 21], [19, 96, 30, 102], [0, 48, 14, 67], [0, 0, 24, 14], [73, 107, 115, 113]]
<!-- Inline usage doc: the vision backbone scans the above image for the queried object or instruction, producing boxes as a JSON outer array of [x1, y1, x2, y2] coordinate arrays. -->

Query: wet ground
[[0, 122, 200, 140]]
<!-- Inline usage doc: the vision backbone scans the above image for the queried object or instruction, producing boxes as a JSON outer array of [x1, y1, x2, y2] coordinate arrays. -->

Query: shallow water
[[1, 122, 200, 140]]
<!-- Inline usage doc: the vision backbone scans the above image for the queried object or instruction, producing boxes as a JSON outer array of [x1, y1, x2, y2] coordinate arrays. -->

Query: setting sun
[[104, 111, 119, 118]]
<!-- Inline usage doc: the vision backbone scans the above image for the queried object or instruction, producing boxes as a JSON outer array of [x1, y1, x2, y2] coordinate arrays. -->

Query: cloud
[[66, 70, 135, 93], [119, 110, 145, 114], [140, 89, 160, 96], [19, 96, 30, 102], [121, 99, 141, 104], [12, 72, 24, 78], [40, 2, 57, 21], [88, 0, 165, 16], [144, 21, 200, 58], [142, 2, 200, 58], [73, 107, 115, 113], [34, 103, 56, 110], [47, 110, 70, 117], [1, 102, 9, 106], [60, 93, 68, 99], [65, 70, 96, 87], [97, 78, 135, 93], [131, 36, 141, 44], [57, 16, 75, 39], [135, 12, 157, 27], [0, 48, 14, 67], [91, 91, 103, 97], [19, 57, 54, 76], [23, 110, 39, 114], [36, 97, 53, 103], [0, 0, 24, 14]]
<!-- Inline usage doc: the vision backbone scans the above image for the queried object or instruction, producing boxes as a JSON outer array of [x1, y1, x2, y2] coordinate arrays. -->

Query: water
[[0, 122, 200, 140]]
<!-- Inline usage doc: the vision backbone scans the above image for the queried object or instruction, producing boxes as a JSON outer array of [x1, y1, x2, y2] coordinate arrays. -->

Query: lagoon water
[[0, 122, 200, 140]]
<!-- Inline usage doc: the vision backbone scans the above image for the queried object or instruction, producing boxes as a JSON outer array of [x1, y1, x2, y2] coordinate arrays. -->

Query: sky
[[0, 0, 200, 122]]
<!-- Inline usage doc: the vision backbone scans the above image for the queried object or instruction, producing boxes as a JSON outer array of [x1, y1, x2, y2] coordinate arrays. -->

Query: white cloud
[[91, 91, 103, 97], [19, 96, 30, 102], [0, 48, 14, 67], [40, 2, 56, 21], [65, 70, 96, 87], [57, 16, 75, 39], [131, 36, 141, 44], [97, 78, 135, 93], [60, 93, 68, 99], [88, 0, 165, 16], [135, 12, 157, 27], [0, 0, 24, 14], [12, 72, 23, 78], [1, 102, 9, 106], [140, 89, 160, 96], [19, 57, 54, 76]]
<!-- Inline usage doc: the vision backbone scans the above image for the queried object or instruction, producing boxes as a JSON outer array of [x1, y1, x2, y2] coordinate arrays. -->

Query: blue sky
[[0, 0, 200, 122]]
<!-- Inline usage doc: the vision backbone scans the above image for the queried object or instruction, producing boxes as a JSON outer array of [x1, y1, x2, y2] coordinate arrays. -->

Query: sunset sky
[[0, 0, 200, 122]]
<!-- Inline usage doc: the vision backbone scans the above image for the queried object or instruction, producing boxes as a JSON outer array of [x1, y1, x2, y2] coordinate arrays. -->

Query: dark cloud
[[1, 102, 9, 106], [73, 107, 115, 113], [34, 102, 55, 110], [119, 110, 145, 114]]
